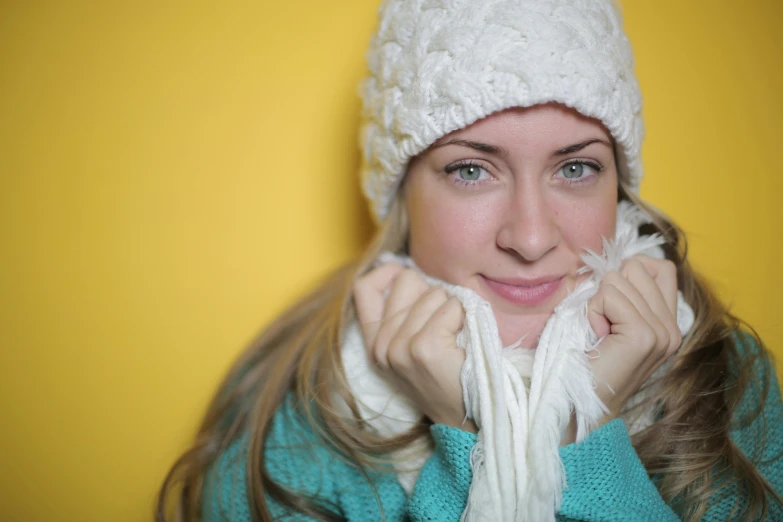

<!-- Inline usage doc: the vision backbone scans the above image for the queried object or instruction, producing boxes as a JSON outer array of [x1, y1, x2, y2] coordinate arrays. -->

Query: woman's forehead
[[429, 104, 613, 151]]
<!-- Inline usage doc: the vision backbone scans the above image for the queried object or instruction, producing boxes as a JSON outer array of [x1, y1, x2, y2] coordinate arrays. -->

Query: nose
[[496, 185, 560, 262]]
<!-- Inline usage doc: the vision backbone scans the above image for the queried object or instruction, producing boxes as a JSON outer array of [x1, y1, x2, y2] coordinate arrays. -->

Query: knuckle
[[624, 258, 643, 273], [386, 339, 410, 371], [444, 295, 462, 313], [443, 297, 465, 330], [669, 330, 683, 352], [410, 345, 429, 366], [373, 322, 393, 350], [398, 268, 415, 280], [355, 265, 384, 286], [429, 287, 449, 303], [637, 325, 657, 350], [602, 270, 622, 285], [409, 332, 433, 363], [654, 324, 670, 352], [598, 281, 619, 298], [370, 347, 389, 370], [399, 268, 425, 288], [410, 329, 426, 348], [660, 259, 677, 275]]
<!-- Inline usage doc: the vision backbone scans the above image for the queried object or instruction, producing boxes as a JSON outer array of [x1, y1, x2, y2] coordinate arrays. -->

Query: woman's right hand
[[563, 255, 682, 445], [352, 263, 476, 432]]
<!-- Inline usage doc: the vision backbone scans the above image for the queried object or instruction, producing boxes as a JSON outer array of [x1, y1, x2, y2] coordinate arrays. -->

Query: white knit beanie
[[359, 0, 644, 222]]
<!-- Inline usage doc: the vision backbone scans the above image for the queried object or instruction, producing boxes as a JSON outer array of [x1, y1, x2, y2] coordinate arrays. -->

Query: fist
[[352, 264, 476, 432], [587, 255, 681, 424]]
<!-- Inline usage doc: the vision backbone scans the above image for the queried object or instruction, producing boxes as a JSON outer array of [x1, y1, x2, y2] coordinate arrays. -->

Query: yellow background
[[1, 1, 780, 521]]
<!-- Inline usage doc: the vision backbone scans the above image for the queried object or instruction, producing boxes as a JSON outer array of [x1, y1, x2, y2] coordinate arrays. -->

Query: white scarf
[[337, 201, 694, 521]]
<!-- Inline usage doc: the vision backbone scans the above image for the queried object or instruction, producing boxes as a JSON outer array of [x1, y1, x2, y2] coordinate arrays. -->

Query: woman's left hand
[[561, 254, 681, 445], [353, 263, 476, 432]]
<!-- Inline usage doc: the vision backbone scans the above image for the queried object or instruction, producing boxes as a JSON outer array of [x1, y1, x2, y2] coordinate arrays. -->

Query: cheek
[[558, 199, 617, 253], [406, 183, 500, 279]]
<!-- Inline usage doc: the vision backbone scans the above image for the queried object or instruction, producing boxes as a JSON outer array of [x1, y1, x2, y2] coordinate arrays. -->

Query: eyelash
[[444, 161, 493, 187], [557, 158, 604, 185], [443, 158, 604, 187]]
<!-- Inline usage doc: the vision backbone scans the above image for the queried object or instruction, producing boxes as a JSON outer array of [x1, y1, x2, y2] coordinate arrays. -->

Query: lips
[[480, 274, 564, 306]]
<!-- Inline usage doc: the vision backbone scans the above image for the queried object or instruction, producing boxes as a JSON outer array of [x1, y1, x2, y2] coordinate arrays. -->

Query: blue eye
[[562, 163, 585, 178], [444, 162, 491, 185], [558, 161, 602, 181], [458, 165, 484, 181]]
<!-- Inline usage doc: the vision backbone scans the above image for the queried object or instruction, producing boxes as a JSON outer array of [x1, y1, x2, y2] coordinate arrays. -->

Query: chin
[[495, 310, 553, 349]]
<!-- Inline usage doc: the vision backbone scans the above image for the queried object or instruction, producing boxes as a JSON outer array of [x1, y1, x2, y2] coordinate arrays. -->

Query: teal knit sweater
[[203, 339, 783, 521]]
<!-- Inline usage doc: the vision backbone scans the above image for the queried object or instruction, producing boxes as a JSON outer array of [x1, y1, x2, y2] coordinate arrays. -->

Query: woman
[[158, 0, 783, 520]]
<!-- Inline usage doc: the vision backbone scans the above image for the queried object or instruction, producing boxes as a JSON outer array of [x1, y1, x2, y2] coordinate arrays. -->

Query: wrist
[[560, 414, 577, 446], [459, 418, 478, 433], [433, 416, 478, 433]]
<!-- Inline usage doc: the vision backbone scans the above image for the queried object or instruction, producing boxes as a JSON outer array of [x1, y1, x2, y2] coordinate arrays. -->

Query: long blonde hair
[[158, 182, 781, 521]]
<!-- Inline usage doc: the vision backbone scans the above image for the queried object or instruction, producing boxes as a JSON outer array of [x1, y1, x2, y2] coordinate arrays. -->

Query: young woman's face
[[404, 103, 618, 347]]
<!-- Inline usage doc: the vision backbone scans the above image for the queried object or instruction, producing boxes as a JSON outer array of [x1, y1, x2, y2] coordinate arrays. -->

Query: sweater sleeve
[[557, 419, 679, 521], [407, 424, 477, 521], [557, 333, 783, 521]]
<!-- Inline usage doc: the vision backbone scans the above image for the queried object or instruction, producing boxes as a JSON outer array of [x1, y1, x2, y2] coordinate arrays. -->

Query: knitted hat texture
[[359, 0, 644, 221]]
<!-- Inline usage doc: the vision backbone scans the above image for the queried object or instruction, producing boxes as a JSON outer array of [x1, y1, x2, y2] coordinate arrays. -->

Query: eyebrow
[[430, 137, 612, 157], [552, 138, 612, 156], [431, 139, 510, 157]]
